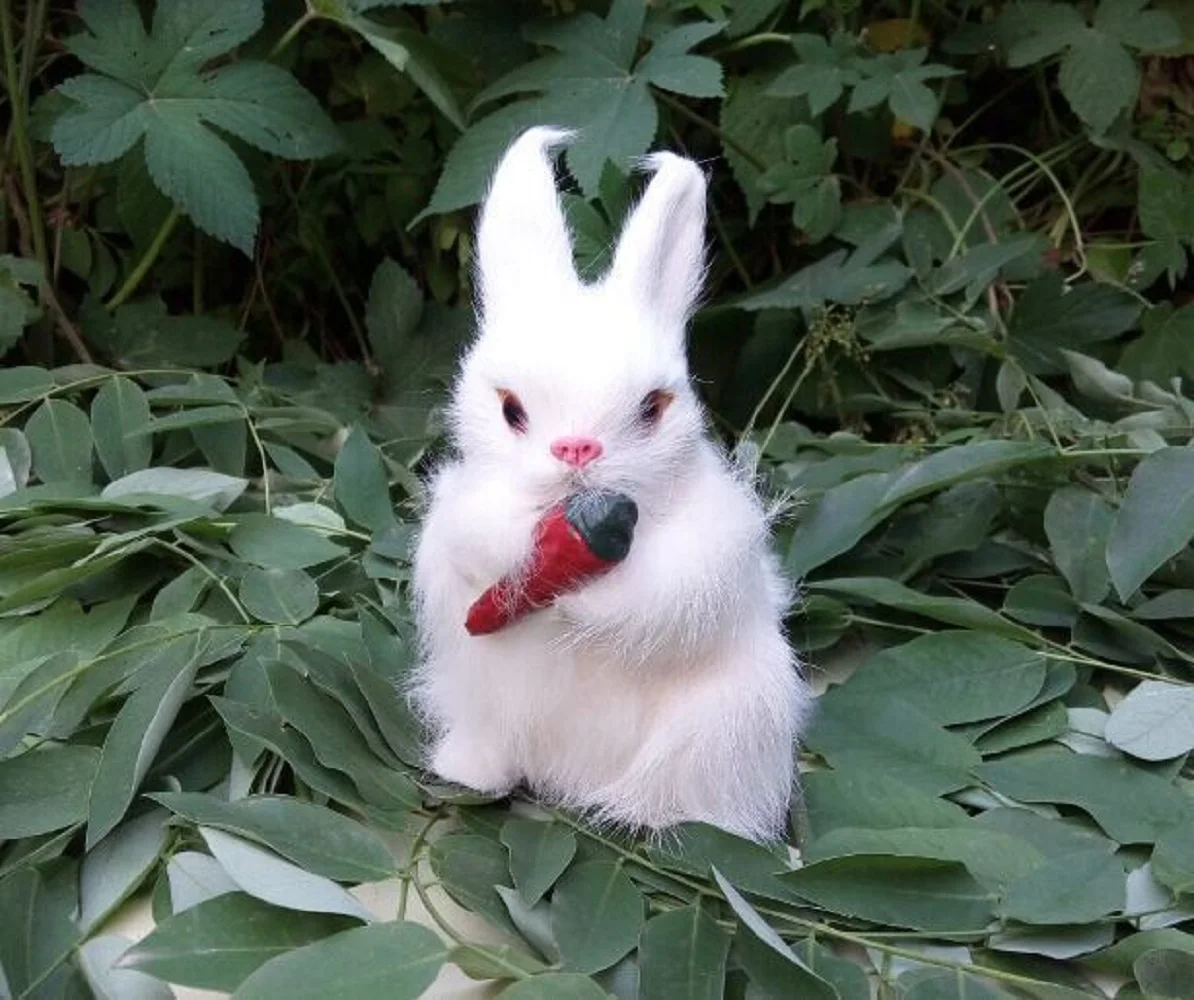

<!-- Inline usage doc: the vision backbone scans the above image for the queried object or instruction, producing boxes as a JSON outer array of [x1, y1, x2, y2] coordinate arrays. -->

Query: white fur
[[409, 127, 811, 842]]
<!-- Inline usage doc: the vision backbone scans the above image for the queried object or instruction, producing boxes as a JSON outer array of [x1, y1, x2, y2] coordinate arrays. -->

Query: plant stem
[[270, 11, 315, 59], [1, 0, 47, 273], [106, 208, 183, 310]]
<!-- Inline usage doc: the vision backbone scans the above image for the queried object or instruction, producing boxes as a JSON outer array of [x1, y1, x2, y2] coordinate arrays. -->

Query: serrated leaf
[[26, 398, 94, 484], [52, 0, 341, 253], [151, 792, 396, 882], [117, 891, 359, 991], [365, 258, 424, 379], [552, 861, 645, 974]]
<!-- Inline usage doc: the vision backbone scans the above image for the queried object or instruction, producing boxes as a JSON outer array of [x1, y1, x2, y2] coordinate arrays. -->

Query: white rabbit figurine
[[410, 127, 810, 842]]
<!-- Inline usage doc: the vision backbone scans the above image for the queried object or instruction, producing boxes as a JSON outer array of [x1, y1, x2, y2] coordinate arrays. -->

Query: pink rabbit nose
[[550, 436, 603, 468]]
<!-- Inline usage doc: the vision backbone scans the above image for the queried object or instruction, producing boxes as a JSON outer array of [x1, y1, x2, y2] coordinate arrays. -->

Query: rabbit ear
[[604, 153, 708, 335], [476, 127, 578, 324]]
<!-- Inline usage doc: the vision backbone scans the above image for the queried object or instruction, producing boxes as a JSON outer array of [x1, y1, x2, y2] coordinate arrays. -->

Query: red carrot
[[465, 491, 638, 636]]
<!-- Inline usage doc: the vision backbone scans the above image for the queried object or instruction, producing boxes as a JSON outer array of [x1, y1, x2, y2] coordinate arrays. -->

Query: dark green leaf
[[802, 768, 969, 839], [87, 633, 203, 847], [91, 376, 152, 480], [151, 792, 397, 882], [783, 855, 996, 933], [501, 818, 577, 906], [1134, 948, 1194, 999], [500, 975, 614, 999], [26, 398, 94, 484], [229, 514, 348, 570], [1000, 849, 1125, 924], [240, 567, 319, 624], [333, 426, 396, 533], [638, 904, 730, 1000], [118, 892, 359, 992], [0, 744, 99, 838], [552, 861, 646, 974]]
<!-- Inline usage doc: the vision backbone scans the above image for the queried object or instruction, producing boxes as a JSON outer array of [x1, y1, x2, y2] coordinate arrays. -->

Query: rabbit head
[[448, 127, 710, 513]]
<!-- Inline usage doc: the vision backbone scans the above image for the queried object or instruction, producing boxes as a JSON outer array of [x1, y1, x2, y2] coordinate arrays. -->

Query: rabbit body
[[410, 128, 810, 842]]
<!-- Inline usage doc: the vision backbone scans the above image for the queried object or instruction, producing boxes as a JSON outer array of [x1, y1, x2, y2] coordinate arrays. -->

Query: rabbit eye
[[638, 389, 673, 428], [498, 390, 528, 434]]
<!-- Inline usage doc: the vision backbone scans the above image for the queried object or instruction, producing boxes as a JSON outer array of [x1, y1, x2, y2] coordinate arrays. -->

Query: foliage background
[[3, 0, 1194, 996]]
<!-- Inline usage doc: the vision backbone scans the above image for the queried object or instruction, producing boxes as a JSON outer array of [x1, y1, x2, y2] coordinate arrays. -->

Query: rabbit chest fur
[[409, 127, 811, 843]]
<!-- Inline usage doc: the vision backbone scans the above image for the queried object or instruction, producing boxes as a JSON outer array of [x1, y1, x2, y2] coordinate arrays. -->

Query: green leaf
[[1059, 25, 1139, 133], [636, 21, 724, 98], [1107, 448, 1194, 600], [0, 744, 99, 838], [26, 398, 94, 484], [118, 892, 359, 992], [802, 768, 969, 839], [1135, 948, 1194, 999], [976, 752, 1192, 844], [0, 863, 82, 1000], [102, 466, 247, 508], [1044, 486, 1115, 602], [231, 921, 445, 1000], [1103, 680, 1194, 761], [0, 366, 53, 403], [1121, 304, 1194, 382], [768, 32, 859, 114], [264, 660, 419, 810], [805, 687, 981, 794], [1007, 273, 1142, 373], [200, 826, 374, 921], [782, 856, 996, 933], [1151, 823, 1194, 896], [829, 631, 1046, 725], [166, 850, 238, 912], [78, 933, 175, 1000], [91, 376, 152, 480], [711, 868, 839, 1000], [52, 1, 341, 253], [0, 652, 82, 756], [86, 633, 203, 848], [501, 975, 614, 999], [229, 514, 348, 571], [638, 903, 730, 1000], [552, 861, 646, 974], [240, 566, 319, 625], [429, 833, 519, 934], [80, 809, 169, 933], [83, 296, 245, 368], [501, 818, 578, 906], [1001, 849, 1125, 924], [365, 258, 424, 379], [333, 426, 396, 533], [806, 825, 1044, 890], [151, 792, 397, 882], [328, 8, 466, 130]]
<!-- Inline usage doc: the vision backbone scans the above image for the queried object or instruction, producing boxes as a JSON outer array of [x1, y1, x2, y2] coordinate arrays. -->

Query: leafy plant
[[2, 0, 1194, 996]]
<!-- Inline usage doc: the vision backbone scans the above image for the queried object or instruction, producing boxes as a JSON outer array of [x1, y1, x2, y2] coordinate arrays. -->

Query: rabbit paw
[[430, 730, 518, 796]]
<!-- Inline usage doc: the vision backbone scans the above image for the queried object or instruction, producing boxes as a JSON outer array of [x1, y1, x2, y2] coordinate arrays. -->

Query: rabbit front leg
[[411, 462, 540, 794]]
